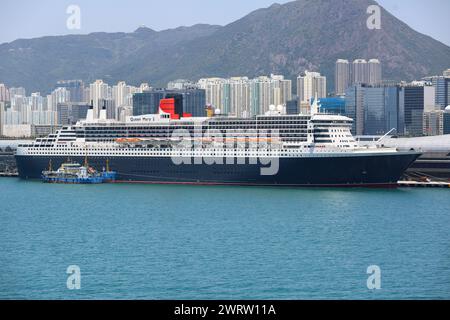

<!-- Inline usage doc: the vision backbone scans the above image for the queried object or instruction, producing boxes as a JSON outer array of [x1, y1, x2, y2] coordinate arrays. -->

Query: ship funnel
[[99, 101, 107, 120], [86, 101, 95, 122]]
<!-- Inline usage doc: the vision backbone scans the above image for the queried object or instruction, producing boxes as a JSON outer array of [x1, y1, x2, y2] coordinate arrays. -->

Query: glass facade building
[[286, 99, 299, 115], [345, 85, 366, 135], [133, 89, 206, 117], [432, 77, 450, 109], [345, 85, 403, 136], [311, 97, 345, 115], [133, 90, 166, 116], [444, 111, 450, 135], [364, 87, 385, 135], [401, 86, 425, 137]]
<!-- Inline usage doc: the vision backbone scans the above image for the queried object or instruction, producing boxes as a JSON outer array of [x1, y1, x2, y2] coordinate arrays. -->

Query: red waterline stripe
[[111, 180, 399, 188]]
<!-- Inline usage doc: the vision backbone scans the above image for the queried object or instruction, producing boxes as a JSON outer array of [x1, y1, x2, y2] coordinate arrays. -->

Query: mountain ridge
[[0, 0, 449, 94]]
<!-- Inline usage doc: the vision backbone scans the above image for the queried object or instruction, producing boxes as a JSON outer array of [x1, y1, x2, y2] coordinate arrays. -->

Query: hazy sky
[[0, 0, 449, 45]]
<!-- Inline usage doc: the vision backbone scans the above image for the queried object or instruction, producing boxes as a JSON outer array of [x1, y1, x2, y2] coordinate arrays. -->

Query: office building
[[345, 84, 366, 135], [363, 86, 399, 135], [444, 107, 450, 135], [133, 90, 166, 116], [133, 88, 206, 117], [286, 98, 299, 115], [430, 76, 450, 109], [177, 89, 206, 117], [400, 84, 426, 137]]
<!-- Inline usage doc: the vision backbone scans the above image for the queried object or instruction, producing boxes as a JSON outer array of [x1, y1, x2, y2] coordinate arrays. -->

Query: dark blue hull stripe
[[15, 153, 420, 187]]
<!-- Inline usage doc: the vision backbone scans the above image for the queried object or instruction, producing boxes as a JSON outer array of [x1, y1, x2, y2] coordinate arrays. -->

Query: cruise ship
[[15, 97, 421, 187]]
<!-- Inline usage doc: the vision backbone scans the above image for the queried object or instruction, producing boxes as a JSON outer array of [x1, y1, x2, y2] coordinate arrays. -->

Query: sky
[[0, 0, 449, 46]]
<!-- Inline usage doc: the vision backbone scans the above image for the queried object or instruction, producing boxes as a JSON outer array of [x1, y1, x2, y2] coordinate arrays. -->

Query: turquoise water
[[0, 178, 449, 300]]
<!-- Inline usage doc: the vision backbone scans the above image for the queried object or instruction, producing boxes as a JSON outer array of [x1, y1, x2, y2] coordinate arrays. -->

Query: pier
[[0, 172, 18, 177], [398, 181, 450, 188]]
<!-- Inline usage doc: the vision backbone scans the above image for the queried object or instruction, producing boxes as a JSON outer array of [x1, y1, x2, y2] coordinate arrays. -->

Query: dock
[[398, 181, 450, 188], [0, 172, 18, 177]]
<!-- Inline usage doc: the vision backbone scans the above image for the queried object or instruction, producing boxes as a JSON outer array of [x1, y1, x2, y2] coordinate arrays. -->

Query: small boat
[[41, 160, 117, 184]]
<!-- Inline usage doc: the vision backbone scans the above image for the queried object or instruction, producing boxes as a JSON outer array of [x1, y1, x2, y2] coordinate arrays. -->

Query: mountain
[[1, 0, 449, 94], [0, 24, 222, 93]]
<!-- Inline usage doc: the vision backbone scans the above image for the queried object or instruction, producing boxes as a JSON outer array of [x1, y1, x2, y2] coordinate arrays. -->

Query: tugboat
[[41, 159, 117, 184]]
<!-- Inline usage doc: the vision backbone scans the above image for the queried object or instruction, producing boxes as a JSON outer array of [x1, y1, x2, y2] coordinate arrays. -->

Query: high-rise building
[[56, 80, 85, 103], [57, 102, 90, 125], [335, 59, 350, 96], [9, 87, 26, 99], [368, 59, 382, 85], [197, 78, 226, 112], [444, 107, 450, 135], [363, 86, 399, 135], [0, 102, 5, 136], [430, 76, 450, 109], [443, 69, 450, 78], [400, 84, 426, 137], [98, 98, 116, 120], [89, 80, 110, 118], [49, 87, 71, 112], [139, 83, 151, 93], [286, 98, 299, 115], [133, 88, 206, 118], [198, 75, 291, 117], [346, 84, 403, 136], [0, 84, 10, 102], [167, 79, 198, 90], [345, 84, 366, 135], [229, 77, 251, 117], [423, 110, 444, 136], [178, 89, 207, 117], [118, 106, 133, 122], [297, 71, 326, 104], [133, 90, 166, 116], [352, 59, 369, 85]]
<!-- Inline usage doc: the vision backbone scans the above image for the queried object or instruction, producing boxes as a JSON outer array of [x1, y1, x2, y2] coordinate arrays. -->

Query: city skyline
[[1, 65, 449, 139], [1, 0, 450, 46]]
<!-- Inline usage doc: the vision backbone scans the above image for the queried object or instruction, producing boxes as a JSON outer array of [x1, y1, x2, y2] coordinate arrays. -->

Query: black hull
[[15, 153, 420, 187]]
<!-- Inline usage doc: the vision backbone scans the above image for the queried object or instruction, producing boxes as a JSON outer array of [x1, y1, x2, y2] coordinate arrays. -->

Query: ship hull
[[15, 152, 420, 187]]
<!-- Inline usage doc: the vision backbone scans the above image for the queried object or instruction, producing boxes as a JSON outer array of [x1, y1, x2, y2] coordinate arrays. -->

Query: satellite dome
[[445, 105, 450, 111], [215, 108, 221, 115], [277, 105, 283, 112], [269, 105, 276, 111]]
